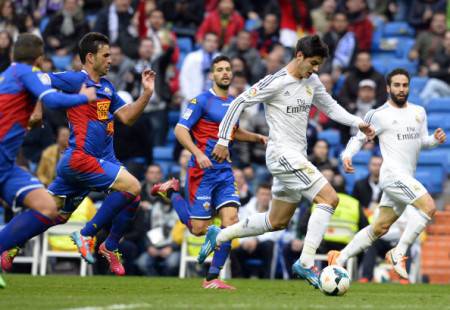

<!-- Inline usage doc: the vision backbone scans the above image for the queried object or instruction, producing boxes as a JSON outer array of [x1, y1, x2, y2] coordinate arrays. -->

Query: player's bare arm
[[234, 127, 268, 145], [115, 70, 156, 125], [27, 101, 43, 130], [174, 125, 213, 169]]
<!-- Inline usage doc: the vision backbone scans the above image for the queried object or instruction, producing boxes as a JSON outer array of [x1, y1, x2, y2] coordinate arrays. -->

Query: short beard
[[216, 82, 230, 91], [391, 92, 408, 106]]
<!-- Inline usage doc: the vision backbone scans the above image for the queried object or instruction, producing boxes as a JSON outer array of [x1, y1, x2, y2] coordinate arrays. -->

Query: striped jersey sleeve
[[218, 71, 285, 143]]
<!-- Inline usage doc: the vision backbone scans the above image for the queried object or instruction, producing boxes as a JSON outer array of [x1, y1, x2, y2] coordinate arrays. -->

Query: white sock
[[216, 212, 272, 244], [337, 225, 377, 266], [395, 209, 430, 257], [299, 204, 334, 268]]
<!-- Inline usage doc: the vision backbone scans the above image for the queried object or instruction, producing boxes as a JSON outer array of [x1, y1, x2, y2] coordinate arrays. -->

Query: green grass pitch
[[0, 275, 449, 309]]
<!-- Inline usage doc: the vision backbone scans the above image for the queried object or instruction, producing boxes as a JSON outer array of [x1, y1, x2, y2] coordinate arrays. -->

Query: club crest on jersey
[[96, 100, 111, 120], [103, 87, 112, 95], [190, 98, 197, 104], [249, 87, 258, 97], [415, 114, 423, 123], [203, 201, 211, 211], [305, 86, 313, 96], [37, 73, 51, 85]]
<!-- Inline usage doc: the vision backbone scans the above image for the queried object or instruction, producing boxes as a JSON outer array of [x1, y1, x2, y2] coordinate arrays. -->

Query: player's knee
[[420, 197, 437, 218], [373, 222, 390, 237], [270, 218, 289, 231], [29, 196, 58, 219]]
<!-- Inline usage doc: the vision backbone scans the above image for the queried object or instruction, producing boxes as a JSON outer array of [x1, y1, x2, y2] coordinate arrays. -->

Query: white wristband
[[217, 138, 230, 147]]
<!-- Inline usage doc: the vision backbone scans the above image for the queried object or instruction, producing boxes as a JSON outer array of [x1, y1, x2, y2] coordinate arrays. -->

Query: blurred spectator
[[36, 127, 70, 187], [231, 183, 280, 278], [106, 44, 135, 91], [170, 148, 191, 194], [344, 0, 373, 52], [196, 0, 245, 49], [409, 12, 447, 68], [23, 15, 41, 37], [144, 9, 179, 64], [129, 38, 174, 145], [420, 29, 450, 103], [408, 0, 447, 31], [351, 155, 382, 211], [232, 166, 253, 205], [251, 13, 281, 58], [230, 55, 251, 81], [93, 0, 139, 58], [71, 54, 82, 71], [0, 30, 12, 72], [354, 79, 377, 118], [114, 91, 153, 180], [322, 12, 357, 77], [0, 0, 26, 40], [42, 0, 89, 56], [264, 49, 285, 75], [278, 0, 313, 48], [36, 0, 64, 19], [179, 32, 219, 111], [311, 0, 336, 35], [40, 56, 55, 72], [135, 165, 180, 276], [339, 51, 387, 110], [299, 168, 368, 255], [308, 139, 339, 172], [22, 123, 54, 172], [224, 30, 266, 83], [229, 71, 250, 98], [159, 0, 204, 41]]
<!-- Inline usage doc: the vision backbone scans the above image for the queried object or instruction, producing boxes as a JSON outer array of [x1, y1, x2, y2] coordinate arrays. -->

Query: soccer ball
[[319, 265, 351, 296]]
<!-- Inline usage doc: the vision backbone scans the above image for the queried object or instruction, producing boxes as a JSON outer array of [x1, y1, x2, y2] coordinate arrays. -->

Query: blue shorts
[[0, 165, 43, 208], [186, 167, 240, 219], [48, 149, 123, 213]]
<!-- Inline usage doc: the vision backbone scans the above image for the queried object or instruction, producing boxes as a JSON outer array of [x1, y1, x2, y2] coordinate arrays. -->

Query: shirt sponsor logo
[[286, 99, 311, 114], [182, 108, 193, 120], [197, 196, 211, 200], [96, 100, 111, 120], [37, 73, 51, 85]]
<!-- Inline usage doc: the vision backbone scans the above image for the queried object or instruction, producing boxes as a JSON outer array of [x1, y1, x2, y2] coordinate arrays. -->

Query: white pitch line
[[61, 303, 152, 310]]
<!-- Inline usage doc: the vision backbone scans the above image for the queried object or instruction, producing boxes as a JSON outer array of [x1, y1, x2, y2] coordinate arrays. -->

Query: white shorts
[[380, 175, 428, 215], [268, 152, 328, 203]]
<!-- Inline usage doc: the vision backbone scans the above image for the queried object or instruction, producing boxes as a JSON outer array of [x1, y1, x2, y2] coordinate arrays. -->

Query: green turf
[[0, 275, 449, 310]]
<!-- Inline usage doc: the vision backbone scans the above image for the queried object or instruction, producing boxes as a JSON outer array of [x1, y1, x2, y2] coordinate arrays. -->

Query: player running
[[328, 68, 446, 280], [197, 35, 375, 289], [151, 55, 267, 289], [1, 32, 155, 276], [0, 33, 96, 287]]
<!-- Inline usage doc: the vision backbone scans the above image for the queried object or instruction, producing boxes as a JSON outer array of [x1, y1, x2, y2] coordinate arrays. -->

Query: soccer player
[[328, 68, 446, 280], [151, 55, 267, 289], [0, 33, 97, 287], [197, 35, 375, 289], [1, 32, 155, 276]]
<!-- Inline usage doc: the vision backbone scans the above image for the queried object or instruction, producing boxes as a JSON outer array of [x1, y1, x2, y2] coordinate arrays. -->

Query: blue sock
[[105, 195, 140, 251], [81, 192, 135, 237], [207, 240, 231, 280], [171, 193, 192, 230], [0, 209, 53, 252]]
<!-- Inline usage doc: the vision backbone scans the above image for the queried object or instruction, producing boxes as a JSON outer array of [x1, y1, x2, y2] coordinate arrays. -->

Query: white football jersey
[[342, 102, 438, 187], [218, 69, 363, 162]]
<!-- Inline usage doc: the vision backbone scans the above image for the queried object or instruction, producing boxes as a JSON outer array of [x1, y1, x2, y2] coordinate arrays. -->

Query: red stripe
[[33, 212, 53, 225], [191, 118, 219, 153], [188, 167, 205, 205], [0, 92, 33, 140], [69, 150, 104, 174]]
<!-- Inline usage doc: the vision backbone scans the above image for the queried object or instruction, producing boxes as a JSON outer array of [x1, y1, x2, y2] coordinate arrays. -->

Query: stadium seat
[[153, 146, 174, 162], [168, 110, 180, 126], [352, 150, 372, 165], [40, 222, 91, 276], [7, 236, 40, 276], [39, 16, 50, 33], [427, 114, 446, 132], [166, 127, 176, 145], [51, 55, 73, 71], [177, 38, 193, 54], [417, 151, 447, 194], [415, 170, 433, 196], [395, 38, 415, 58], [383, 22, 415, 37], [409, 77, 428, 105], [318, 130, 341, 157], [426, 97, 450, 113]]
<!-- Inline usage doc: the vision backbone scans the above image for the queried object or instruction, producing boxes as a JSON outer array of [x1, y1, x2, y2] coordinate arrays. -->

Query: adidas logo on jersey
[[283, 91, 290, 96]]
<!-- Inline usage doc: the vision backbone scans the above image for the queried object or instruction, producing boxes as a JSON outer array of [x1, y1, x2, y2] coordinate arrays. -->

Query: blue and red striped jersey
[[47, 70, 127, 159], [0, 63, 87, 177], [177, 89, 237, 169]]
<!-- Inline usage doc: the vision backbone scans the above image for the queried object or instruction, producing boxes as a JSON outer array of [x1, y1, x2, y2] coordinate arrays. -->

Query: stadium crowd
[[0, 0, 449, 282]]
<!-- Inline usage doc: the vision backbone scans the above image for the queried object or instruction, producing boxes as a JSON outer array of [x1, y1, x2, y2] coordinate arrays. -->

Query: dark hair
[[386, 68, 410, 86], [257, 183, 272, 191], [13, 33, 44, 64], [233, 71, 247, 80], [295, 35, 329, 58], [210, 55, 231, 71], [78, 32, 110, 64]]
